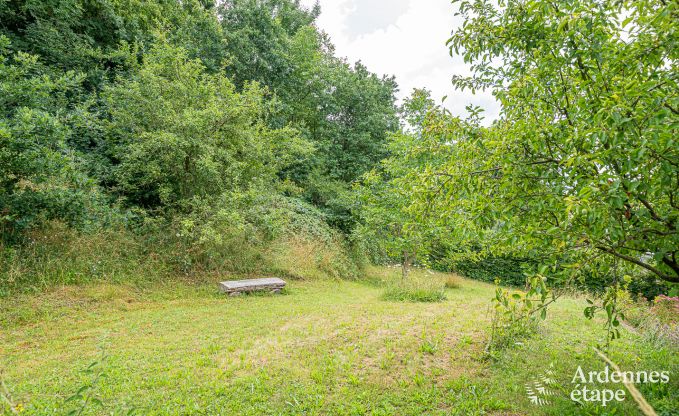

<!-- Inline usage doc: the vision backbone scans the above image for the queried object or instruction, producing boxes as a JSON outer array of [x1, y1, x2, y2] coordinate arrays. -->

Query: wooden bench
[[219, 277, 286, 297]]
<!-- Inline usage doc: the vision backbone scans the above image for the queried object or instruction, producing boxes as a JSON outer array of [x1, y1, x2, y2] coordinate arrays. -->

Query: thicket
[[0, 0, 397, 293]]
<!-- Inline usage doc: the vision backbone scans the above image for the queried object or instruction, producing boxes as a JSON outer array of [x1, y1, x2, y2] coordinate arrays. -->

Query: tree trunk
[[402, 251, 411, 280]]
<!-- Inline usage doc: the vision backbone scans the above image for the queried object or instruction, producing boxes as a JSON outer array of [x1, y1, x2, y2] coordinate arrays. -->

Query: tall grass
[[0, 222, 169, 296], [0, 221, 360, 297], [376, 267, 451, 303], [619, 292, 679, 348], [382, 282, 447, 302], [266, 237, 359, 280]]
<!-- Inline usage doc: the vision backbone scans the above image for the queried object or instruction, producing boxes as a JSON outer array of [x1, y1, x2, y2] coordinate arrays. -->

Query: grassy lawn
[[1, 267, 677, 415]]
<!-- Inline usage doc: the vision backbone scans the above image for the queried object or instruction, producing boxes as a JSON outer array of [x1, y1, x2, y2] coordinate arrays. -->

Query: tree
[[218, 0, 399, 232], [101, 42, 311, 212], [218, 0, 320, 89], [355, 168, 428, 279], [354, 90, 446, 278], [0, 0, 226, 87], [406, 0, 677, 285], [0, 36, 109, 240]]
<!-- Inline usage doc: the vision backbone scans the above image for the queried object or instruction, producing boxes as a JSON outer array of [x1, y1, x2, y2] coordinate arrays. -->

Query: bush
[[101, 42, 311, 212], [0, 40, 114, 240], [487, 286, 541, 355], [453, 256, 531, 287], [626, 274, 670, 301]]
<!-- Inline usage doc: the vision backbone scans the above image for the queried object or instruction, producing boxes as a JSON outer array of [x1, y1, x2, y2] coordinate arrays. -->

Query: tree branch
[[596, 245, 679, 283]]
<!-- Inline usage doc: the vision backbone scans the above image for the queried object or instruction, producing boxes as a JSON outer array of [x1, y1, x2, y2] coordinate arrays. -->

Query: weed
[[382, 285, 446, 303], [419, 338, 440, 355], [64, 345, 109, 416], [444, 275, 462, 289], [381, 275, 446, 303]]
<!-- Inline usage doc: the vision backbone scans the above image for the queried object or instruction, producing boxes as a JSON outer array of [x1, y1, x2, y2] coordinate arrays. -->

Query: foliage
[[0, 0, 225, 86], [101, 41, 310, 212], [584, 282, 626, 348], [0, 207, 357, 298], [354, 165, 429, 278], [353, 91, 446, 277], [363, 0, 679, 333], [218, 0, 320, 89], [219, 0, 399, 232], [487, 276, 552, 355], [626, 274, 672, 301], [219, 1, 398, 185], [425, 0, 679, 285], [452, 257, 532, 287], [1, 0, 401, 279], [1, 0, 400, 293], [0, 38, 112, 240], [286, 53, 401, 232]]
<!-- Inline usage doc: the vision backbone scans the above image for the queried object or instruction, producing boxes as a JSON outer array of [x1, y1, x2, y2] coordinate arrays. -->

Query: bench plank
[[219, 277, 286, 295]]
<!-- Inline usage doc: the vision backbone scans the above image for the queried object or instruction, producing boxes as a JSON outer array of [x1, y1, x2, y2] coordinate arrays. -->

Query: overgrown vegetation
[[1, 0, 678, 413], [382, 278, 447, 303], [0, 0, 395, 293]]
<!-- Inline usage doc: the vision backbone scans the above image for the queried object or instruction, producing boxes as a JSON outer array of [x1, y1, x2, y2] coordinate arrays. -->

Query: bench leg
[[229, 291, 241, 297], [271, 289, 282, 295]]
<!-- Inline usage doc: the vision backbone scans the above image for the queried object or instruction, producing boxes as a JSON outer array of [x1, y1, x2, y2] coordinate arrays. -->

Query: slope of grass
[[0, 267, 677, 415]]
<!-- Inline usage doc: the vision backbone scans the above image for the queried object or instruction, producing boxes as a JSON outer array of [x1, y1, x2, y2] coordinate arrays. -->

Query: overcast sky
[[300, 0, 501, 123]]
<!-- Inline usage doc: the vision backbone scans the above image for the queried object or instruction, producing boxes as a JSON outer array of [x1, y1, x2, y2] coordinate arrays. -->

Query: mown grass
[[0, 267, 677, 415]]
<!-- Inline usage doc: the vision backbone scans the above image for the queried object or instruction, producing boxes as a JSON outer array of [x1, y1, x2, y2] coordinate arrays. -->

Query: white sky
[[300, 0, 501, 123]]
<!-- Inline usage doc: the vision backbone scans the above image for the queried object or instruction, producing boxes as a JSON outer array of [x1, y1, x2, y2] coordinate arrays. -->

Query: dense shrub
[[626, 275, 671, 301], [452, 257, 531, 287], [0, 38, 113, 240]]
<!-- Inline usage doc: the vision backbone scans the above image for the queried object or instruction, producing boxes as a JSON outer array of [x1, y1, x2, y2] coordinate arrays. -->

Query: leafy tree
[[218, 0, 320, 89], [101, 42, 311, 212], [354, 91, 446, 278], [0, 37, 105, 238], [218, 0, 399, 232], [407, 0, 678, 285], [355, 168, 422, 279], [0, 0, 226, 87]]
